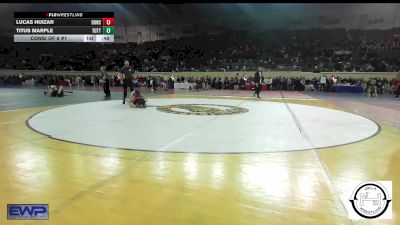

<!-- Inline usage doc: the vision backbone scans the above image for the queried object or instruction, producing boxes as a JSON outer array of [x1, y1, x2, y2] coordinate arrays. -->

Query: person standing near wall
[[377, 78, 383, 95], [320, 75, 327, 92], [390, 74, 400, 95], [395, 78, 400, 99], [101, 66, 111, 98]]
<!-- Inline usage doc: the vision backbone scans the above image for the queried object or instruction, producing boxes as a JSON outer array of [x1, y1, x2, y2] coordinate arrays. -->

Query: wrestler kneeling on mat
[[129, 90, 147, 108]]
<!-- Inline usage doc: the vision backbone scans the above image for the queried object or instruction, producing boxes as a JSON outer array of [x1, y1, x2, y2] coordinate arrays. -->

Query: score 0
[[102, 18, 114, 26]]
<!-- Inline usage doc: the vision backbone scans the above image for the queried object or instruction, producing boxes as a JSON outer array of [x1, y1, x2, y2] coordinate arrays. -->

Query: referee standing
[[119, 60, 134, 104], [253, 67, 262, 98]]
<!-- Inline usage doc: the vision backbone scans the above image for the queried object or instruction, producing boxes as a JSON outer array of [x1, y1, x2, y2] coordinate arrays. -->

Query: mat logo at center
[[346, 181, 392, 219], [156, 104, 249, 115]]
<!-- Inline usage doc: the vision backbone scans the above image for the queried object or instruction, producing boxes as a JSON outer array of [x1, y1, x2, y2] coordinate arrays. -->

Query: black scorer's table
[[13, 12, 114, 43]]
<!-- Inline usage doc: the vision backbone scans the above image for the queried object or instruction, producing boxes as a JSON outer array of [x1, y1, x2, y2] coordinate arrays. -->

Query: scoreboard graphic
[[14, 12, 114, 43]]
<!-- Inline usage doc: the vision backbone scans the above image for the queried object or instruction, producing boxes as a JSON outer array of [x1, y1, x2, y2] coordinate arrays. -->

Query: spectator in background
[[101, 66, 111, 98], [366, 78, 378, 97], [391, 76, 400, 95], [320, 75, 327, 92], [267, 77, 272, 90], [395, 76, 400, 98], [331, 75, 337, 86]]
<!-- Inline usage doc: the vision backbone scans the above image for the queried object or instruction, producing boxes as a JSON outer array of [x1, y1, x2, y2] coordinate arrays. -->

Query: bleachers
[[0, 28, 399, 72]]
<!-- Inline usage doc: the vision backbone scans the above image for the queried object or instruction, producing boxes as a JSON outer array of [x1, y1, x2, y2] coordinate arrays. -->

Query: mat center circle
[[27, 98, 379, 153]]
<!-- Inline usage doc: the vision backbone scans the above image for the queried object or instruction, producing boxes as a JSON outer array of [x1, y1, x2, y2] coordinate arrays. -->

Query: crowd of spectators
[[0, 28, 399, 72], [0, 74, 162, 88], [1, 72, 399, 96], [1, 27, 400, 95], [173, 74, 398, 94]]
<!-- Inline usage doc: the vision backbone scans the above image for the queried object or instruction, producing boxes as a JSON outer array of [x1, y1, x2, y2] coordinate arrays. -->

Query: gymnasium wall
[[0, 70, 399, 80]]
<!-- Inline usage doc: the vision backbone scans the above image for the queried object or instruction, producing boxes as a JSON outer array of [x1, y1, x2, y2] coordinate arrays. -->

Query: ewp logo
[[7, 204, 49, 220]]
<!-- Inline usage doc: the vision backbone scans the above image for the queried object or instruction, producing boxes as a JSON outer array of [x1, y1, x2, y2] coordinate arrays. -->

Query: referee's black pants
[[123, 83, 134, 103], [254, 83, 261, 97]]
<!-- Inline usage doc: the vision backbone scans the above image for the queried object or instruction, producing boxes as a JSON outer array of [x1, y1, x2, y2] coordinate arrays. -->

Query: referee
[[253, 67, 262, 98], [119, 60, 134, 104]]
